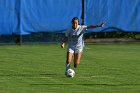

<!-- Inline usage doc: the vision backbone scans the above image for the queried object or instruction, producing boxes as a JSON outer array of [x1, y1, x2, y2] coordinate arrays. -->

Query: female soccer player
[[61, 17, 105, 74]]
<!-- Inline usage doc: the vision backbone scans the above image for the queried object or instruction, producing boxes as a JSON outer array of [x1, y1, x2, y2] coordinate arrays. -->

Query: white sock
[[66, 63, 70, 71]]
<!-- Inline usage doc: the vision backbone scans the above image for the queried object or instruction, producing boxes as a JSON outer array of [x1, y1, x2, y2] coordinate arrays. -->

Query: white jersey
[[65, 25, 87, 49]]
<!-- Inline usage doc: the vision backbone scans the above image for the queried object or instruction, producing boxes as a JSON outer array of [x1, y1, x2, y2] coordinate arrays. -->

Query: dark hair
[[72, 17, 79, 23], [71, 17, 80, 24]]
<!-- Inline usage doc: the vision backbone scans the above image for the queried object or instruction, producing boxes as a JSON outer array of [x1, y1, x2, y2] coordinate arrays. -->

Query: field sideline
[[0, 44, 140, 93]]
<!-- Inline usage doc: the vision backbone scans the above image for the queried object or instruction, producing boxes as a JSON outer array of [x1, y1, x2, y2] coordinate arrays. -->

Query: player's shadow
[[39, 73, 58, 76], [30, 83, 140, 86], [0, 73, 58, 77]]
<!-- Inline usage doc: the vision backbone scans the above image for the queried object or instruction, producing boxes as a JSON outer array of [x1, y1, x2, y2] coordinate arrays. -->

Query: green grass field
[[0, 44, 140, 93]]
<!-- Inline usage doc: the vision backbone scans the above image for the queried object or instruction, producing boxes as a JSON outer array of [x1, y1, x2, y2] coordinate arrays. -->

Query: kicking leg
[[66, 52, 73, 71]]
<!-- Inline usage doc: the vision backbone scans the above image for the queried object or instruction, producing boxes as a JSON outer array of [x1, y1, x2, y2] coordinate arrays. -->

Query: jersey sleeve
[[82, 25, 87, 31]]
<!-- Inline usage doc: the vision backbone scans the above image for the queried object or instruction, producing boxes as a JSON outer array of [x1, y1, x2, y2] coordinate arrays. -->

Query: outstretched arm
[[86, 22, 105, 29], [61, 36, 68, 48]]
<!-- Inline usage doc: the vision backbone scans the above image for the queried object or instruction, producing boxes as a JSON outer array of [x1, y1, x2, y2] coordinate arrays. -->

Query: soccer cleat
[[66, 63, 70, 71], [74, 64, 77, 68]]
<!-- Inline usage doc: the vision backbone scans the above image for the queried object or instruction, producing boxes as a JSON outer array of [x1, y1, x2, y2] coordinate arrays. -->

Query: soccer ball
[[66, 69, 75, 78]]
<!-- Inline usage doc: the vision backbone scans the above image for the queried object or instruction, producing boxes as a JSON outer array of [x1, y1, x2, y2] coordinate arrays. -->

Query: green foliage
[[85, 32, 140, 39], [135, 34, 140, 39]]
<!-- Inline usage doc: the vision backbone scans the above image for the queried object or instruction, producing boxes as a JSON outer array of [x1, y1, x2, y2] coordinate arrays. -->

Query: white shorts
[[67, 46, 83, 53]]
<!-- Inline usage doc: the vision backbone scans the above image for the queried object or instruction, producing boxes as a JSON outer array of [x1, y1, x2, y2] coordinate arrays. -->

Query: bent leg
[[74, 52, 82, 68]]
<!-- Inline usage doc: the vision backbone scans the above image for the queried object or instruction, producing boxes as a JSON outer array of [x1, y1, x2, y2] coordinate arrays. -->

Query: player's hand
[[61, 43, 65, 48]]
